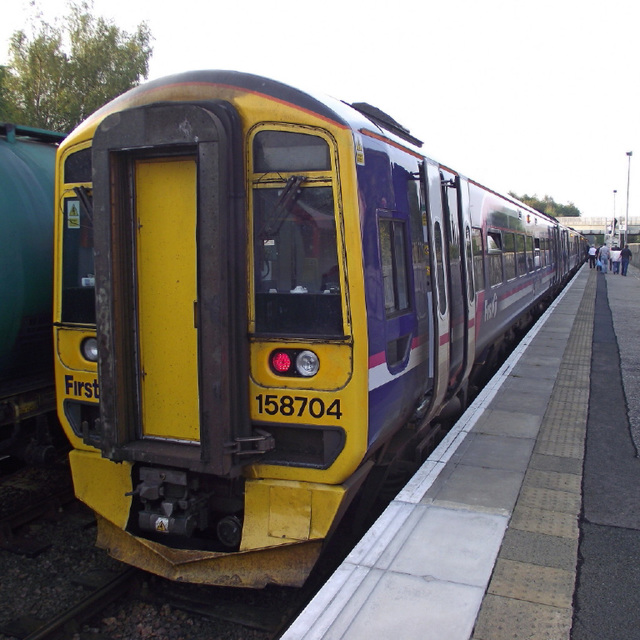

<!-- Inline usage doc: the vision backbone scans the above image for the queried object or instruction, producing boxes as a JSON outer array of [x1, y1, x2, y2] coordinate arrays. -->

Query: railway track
[[0, 459, 76, 555], [1, 567, 139, 640]]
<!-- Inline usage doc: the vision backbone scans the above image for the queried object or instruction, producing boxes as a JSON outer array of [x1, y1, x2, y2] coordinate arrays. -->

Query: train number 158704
[[255, 394, 342, 420]]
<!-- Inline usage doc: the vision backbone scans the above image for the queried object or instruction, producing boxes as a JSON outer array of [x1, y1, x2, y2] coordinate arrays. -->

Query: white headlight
[[81, 337, 99, 362], [296, 350, 319, 377]]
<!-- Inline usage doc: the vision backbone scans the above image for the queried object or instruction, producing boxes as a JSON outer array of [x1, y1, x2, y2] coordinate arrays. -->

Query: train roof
[[68, 70, 419, 151], [63, 71, 584, 237]]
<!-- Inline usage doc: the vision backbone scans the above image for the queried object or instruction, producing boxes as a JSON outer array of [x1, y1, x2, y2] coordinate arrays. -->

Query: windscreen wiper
[[73, 186, 93, 222], [259, 174, 306, 239]]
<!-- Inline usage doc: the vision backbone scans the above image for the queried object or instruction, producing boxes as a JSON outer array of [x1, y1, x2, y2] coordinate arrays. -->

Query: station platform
[[282, 262, 640, 640]]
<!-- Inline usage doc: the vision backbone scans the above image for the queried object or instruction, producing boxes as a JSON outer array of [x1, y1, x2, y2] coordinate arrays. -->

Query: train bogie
[[52, 71, 586, 587]]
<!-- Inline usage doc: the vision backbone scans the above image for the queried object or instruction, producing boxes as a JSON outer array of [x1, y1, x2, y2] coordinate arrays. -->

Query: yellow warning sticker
[[67, 200, 80, 229], [155, 517, 169, 533]]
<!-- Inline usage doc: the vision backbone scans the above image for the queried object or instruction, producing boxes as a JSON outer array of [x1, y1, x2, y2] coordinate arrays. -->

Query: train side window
[[379, 218, 410, 316], [516, 234, 527, 275], [487, 230, 503, 287], [433, 221, 447, 313], [526, 235, 535, 271], [471, 227, 485, 293], [534, 238, 542, 268], [503, 233, 516, 280]]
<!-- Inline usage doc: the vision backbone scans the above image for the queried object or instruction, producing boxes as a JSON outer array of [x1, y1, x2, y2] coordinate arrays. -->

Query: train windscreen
[[252, 130, 343, 337]]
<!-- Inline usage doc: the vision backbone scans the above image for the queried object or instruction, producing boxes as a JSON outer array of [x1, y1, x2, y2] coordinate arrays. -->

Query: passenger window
[[526, 235, 534, 270], [379, 218, 410, 316], [487, 230, 503, 287], [465, 227, 475, 301], [534, 238, 542, 268], [504, 233, 516, 280], [472, 227, 484, 292]]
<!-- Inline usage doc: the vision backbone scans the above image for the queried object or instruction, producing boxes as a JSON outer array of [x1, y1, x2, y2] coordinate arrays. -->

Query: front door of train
[[135, 157, 199, 442], [92, 101, 256, 477]]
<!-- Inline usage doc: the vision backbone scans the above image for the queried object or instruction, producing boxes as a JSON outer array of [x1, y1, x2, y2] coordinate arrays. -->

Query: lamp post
[[612, 189, 617, 245], [625, 151, 632, 247]]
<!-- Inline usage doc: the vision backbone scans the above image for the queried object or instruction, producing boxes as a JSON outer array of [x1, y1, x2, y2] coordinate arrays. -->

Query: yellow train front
[[54, 71, 375, 587]]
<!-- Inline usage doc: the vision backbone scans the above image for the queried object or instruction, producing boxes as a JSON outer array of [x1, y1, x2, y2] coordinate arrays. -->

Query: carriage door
[[92, 101, 252, 477], [422, 162, 450, 409], [440, 169, 467, 391]]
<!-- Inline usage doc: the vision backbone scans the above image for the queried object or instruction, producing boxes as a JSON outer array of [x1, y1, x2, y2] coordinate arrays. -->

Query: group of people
[[588, 244, 633, 276]]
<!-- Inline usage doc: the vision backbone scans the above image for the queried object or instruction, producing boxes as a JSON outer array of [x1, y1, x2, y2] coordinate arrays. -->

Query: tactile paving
[[528, 453, 583, 475], [516, 485, 582, 514], [509, 504, 579, 539], [472, 594, 572, 640], [499, 528, 578, 571], [487, 558, 575, 608]]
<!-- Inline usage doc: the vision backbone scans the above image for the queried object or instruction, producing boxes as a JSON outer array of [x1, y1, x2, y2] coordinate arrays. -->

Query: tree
[[509, 192, 581, 219], [0, 65, 20, 122], [0, 1, 152, 132]]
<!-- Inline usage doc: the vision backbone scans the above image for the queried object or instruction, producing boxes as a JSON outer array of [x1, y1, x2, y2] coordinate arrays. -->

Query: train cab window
[[487, 230, 503, 287], [254, 130, 330, 172], [379, 218, 410, 316], [64, 147, 92, 183], [61, 194, 95, 324], [503, 233, 516, 280], [472, 227, 485, 292], [252, 129, 343, 336]]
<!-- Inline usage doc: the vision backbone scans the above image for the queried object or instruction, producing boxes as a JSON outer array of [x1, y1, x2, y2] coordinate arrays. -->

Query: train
[[52, 70, 587, 588], [1, 123, 66, 463]]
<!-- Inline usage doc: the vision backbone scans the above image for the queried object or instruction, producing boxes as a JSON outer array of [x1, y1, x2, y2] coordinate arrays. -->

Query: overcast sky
[[3, 0, 639, 220]]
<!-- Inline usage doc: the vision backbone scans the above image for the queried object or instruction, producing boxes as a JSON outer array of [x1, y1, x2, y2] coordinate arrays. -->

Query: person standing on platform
[[620, 245, 632, 276], [588, 245, 597, 268], [598, 244, 610, 274], [611, 246, 621, 274]]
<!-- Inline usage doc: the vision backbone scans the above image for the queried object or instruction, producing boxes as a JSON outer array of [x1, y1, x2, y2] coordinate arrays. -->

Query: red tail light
[[270, 351, 292, 373]]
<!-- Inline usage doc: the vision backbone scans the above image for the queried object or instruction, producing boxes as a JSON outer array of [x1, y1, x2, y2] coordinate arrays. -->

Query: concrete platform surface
[[281, 263, 640, 640]]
